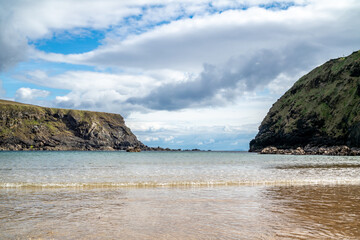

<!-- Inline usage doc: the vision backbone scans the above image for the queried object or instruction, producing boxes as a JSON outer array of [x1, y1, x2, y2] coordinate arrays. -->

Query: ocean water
[[1, 151, 360, 239]]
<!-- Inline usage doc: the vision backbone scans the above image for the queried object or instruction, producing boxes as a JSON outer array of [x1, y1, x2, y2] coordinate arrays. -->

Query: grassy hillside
[[0, 100, 144, 150], [250, 50, 360, 151]]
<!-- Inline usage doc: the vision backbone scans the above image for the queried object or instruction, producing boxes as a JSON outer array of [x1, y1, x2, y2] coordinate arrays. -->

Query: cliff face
[[250, 50, 360, 152], [0, 100, 145, 151]]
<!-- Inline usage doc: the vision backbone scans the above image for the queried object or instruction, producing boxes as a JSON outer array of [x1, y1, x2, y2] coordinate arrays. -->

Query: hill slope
[[250, 50, 360, 152], [0, 100, 145, 151]]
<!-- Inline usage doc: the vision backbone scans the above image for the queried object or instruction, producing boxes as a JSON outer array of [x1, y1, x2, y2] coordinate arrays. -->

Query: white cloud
[[267, 72, 307, 95], [127, 98, 269, 146], [0, 0, 311, 71], [2, 0, 359, 74], [30, 0, 360, 115], [20, 69, 189, 115], [15, 87, 50, 101], [144, 136, 159, 142], [24, 70, 156, 93], [164, 136, 175, 142], [0, 0, 144, 71], [38, 0, 360, 73]]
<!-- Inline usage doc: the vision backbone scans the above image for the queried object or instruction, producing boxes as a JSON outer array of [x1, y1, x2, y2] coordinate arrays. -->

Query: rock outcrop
[[0, 100, 145, 151], [260, 146, 360, 156], [250, 50, 360, 154]]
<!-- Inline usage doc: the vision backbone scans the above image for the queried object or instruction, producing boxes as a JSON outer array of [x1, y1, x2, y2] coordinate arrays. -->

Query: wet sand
[[1, 184, 360, 239]]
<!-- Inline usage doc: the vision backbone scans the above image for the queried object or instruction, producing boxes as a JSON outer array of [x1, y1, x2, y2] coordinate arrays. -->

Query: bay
[[1, 151, 360, 239]]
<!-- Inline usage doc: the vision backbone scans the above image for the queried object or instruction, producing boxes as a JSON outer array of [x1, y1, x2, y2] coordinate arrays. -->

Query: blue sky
[[31, 29, 106, 54], [1, 0, 360, 150]]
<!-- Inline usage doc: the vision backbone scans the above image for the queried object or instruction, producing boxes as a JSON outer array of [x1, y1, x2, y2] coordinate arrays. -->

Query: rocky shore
[[259, 145, 360, 156], [126, 146, 182, 152]]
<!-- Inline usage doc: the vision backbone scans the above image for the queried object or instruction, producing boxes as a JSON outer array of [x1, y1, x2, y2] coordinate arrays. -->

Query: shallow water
[[1, 151, 360, 239]]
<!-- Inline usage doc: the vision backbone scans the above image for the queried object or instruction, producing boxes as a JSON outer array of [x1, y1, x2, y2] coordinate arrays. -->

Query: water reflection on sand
[[1, 185, 360, 239], [265, 185, 360, 239]]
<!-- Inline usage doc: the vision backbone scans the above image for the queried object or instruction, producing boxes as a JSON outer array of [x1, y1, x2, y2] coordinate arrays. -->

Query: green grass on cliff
[[0, 100, 127, 143], [260, 50, 360, 141]]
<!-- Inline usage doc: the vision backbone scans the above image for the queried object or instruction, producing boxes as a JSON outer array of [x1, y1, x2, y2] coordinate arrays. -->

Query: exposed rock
[[259, 145, 360, 156], [141, 146, 182, 151], [250, 50, 360, 155], [0, 100, 145, 151], [260, 147, 279, 154], [126, 147, 141, 152]]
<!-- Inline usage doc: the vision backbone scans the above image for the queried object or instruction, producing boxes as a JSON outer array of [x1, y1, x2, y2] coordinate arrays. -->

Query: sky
[[0, 0, 360, 150]]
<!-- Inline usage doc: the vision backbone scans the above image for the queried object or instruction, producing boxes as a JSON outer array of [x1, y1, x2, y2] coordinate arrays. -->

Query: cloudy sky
[[1, 0, 359, 150]]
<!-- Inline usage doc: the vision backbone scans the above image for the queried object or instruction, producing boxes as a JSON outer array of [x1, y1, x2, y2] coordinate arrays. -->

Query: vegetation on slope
[[250, 50, 360, 151], [0, 100, 144, 150]]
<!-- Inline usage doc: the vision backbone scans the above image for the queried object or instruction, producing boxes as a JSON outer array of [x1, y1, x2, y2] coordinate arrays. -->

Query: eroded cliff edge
[[250, 50, 360, 155], [0, 100, 146, 151]]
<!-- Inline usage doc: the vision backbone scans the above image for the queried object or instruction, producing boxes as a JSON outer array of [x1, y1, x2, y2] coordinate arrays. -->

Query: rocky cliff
[[0, 100, 145, 151], [250, 50, 360, 153]]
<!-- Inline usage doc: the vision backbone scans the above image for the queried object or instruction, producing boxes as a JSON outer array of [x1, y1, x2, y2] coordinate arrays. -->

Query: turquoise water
[[1, 152, 360, 239]]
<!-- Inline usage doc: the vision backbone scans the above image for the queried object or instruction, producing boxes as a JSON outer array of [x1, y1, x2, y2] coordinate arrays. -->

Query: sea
[[1, 151, 360, 239]]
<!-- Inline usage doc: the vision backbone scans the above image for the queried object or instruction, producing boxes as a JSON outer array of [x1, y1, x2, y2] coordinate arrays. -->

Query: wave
[[2, 179, 360, 189]]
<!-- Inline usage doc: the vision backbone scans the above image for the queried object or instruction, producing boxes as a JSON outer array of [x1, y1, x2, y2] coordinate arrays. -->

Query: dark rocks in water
[[0, 99, 145, 151], [260, 145, 360, 156], [250, 50, 360, 155], [141, 146, 181, 151], [126, 146, 142, 152]]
